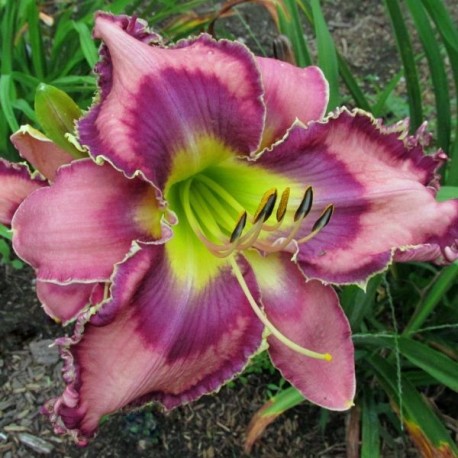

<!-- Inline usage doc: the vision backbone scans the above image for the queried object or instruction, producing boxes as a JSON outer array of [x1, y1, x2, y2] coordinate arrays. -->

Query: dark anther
[[254, 189, 278, 223], [230, 211, 248, 243], [294, 186, 313, 222], [312, 205, 334, 232], [262, 191, 278, 222]]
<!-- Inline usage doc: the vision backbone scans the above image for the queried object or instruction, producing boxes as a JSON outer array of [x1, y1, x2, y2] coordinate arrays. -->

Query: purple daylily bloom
[[1, 13, 457, 445]]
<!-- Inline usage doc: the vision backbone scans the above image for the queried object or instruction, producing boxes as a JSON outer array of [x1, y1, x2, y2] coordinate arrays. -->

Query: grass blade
[[384, 0, 423, 130], [372, 70, 403, 117], [405, 0, 451, 152], [244, 387, 304, 453], [310, 0, 339, 110], [0, 74, 19, 132], [361, 391, 381, 458], [420, 0, 458, 53], [337, 53, 371, 111], [398, 337, 458, 392], [404, 263, 458, 335], [25, 0, 46, 79], [369, 355, 458, 456], [277, 0, 312, 67], [72, 21, 98, 69]]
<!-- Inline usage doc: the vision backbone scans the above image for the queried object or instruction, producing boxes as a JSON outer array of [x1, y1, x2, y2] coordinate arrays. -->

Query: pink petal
[[12, 159, 163, 283], [43, 245, 262, 443], [256, 109, 458, 283], [37, 281, 104, 324], [256, 59, 328, 148], [78, 13, 264, 191], [11, 125, 74, 181], [0, 159, 46, 226], [249, 252, 355, 410]]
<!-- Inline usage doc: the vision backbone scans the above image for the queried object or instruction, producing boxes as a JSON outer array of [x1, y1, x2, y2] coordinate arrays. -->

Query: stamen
[[229, 256, 332, 362], [297, 204, 334, 244], [294, 186, 313, 222], [312, 204, 334, 232], [253, 188, 277, 223], [230, 211, 248, 243], [276, 187, 290, 222]]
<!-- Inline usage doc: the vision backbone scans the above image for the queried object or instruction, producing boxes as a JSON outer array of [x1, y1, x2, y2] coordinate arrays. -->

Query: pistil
[[229, 256, 332, 361]]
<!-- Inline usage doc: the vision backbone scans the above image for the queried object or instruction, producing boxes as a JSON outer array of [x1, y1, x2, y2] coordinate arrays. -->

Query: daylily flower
[[3, 12, 458, 446]]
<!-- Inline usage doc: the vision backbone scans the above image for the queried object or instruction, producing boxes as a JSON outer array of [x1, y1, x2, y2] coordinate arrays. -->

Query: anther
[[254, 188, 278, 223], [294, 186, 313, 222], [230, 211, 248, 243], [276, 187, 290, 222], [312, 204, 334, 232]]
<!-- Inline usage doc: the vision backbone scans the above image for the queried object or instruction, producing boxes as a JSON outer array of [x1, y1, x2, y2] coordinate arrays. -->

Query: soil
[[1, 0, 457, 457]]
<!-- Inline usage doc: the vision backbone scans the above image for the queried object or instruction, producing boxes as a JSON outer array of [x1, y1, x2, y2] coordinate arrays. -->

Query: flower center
[[176, 172, 334, 259], [167, 162, 334, 363]]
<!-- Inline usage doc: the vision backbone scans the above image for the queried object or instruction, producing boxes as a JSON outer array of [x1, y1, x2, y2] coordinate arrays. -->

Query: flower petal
[[43, 245, 262, 443], [11, 125, 74, 180], [12, 159, 163, 283], [0, 159, 46, 226], [78, 13, 265, 191], [256, 109, 458, 283], [256, 59, 328, 148], [248, 252, 355, 410], [37, 280, 104, 324]]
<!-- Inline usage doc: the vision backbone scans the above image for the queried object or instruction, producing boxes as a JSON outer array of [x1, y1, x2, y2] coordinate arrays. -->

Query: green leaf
[[34, 83, 84, 158], [277, 0, 312, 67], [437, 186, 458, 201], [398, 338, 458, 392], [244, 387, 305, 453], [369, 355, 458, 456], [420, 0, 458, 53], [372, 70, 403, 117], [310, 0, 340, 110], [337, 54, 371, 112], [384, 0, 423, 130], [25, 0, 46, 79], [0, 74, 19, 132], [340, 275, 383, 330], [72, 21, 98, 68], [361, 391, 381, 458], [0, 224, 12, 240], [261, 387, 304, 415], [405, 0, 451, 151], [404, 263, 458, 334]]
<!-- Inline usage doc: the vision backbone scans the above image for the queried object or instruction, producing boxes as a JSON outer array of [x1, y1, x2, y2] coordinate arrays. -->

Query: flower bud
[[34, 84, 84, 158]]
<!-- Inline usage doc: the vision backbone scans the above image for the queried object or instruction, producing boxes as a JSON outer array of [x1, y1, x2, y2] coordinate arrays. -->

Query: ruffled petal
[[37, 280, 104, 324], [256, 59, 328, 148], [0, 159, 46, 226], [11, 125, 73, 181], [12, 159, 163, 283], [248, 252, 355, 410], [78, 13, 265, 191], [256, 109, 458, 283], [43, 244, 262, 444]]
